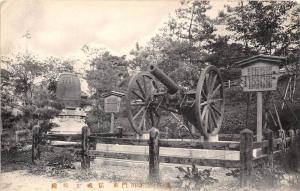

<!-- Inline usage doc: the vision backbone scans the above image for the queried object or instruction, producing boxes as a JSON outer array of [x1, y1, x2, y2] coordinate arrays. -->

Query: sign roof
[[236, 54, 286, 68], [101, 90, 125, 98]]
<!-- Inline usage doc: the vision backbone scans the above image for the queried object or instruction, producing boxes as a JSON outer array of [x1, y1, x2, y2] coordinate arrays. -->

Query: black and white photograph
[[0, 0, 300, 190]]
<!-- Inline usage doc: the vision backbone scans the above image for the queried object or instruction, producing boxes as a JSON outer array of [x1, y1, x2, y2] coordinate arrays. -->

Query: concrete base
[[253, 148, 263, 158], [136, 133, 149, 139], [205, 134, 219, 142], [200, 136, 205, 142]]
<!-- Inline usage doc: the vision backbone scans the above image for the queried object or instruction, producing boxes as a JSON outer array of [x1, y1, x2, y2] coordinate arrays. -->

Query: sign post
[[257, 92, 263, 142], [236, 55, 285, 142], [110, 113, 115, 133], [102, 91, 125, 133]]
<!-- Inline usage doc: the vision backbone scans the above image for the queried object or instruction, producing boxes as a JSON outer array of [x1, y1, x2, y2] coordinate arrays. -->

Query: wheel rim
[[195, 65, 225, 138], [126, 72, 161, 135]]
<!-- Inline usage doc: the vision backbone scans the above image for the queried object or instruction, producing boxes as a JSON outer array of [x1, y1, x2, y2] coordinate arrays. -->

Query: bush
[[176, 165, 218, 189]]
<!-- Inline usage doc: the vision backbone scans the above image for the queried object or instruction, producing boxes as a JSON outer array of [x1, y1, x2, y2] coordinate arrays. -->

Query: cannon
[[125, 64, 225, 139]]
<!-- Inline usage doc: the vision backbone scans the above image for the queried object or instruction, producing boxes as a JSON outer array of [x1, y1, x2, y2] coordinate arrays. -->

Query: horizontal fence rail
[[218, 134, 241, 141], [43, 134, 82, 142], [253, 140, 269, 149], [159, 139, 240, 151], [90, 137, 149, 146], [91, 137, 240, 150], [89, 150, 148, 161], [159, 156, 240, 168], [91, 132, 122, 138]]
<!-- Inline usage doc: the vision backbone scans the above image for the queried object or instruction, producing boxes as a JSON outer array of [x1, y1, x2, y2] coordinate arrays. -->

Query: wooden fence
[[2, 129, 31, 151], [32, 127, 300, 187]]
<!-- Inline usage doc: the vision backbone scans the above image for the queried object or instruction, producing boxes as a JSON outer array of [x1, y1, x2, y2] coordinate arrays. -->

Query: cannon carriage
[[126, 64, 225, 139]]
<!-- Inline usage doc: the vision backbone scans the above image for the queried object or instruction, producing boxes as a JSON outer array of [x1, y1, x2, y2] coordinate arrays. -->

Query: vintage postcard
[[1, 0, 300, 190]]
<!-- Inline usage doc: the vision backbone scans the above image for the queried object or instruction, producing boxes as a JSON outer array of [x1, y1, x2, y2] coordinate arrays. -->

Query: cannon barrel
[[149, 64, 180, 94]]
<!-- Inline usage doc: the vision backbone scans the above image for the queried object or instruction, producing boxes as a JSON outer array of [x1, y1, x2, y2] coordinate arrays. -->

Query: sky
[[0, 0, 235, 59], [1, 0, 297, 94]]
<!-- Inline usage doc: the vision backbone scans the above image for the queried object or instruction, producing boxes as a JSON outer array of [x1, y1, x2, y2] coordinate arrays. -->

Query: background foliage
[[1, 0, 299, 136]]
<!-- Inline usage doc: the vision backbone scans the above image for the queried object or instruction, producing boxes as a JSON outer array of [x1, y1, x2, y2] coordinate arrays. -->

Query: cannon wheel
[[195, 65, 225, 138], [126, 72, 161, 135]]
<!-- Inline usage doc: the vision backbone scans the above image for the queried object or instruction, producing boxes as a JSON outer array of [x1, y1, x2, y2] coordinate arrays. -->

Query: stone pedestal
[[136, 133, 150, 140], [252, 148, 263, 158], [205, 134, 219, 142]]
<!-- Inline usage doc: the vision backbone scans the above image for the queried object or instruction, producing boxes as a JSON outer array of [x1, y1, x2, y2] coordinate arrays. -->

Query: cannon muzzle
[[149, 64, 179, 94]]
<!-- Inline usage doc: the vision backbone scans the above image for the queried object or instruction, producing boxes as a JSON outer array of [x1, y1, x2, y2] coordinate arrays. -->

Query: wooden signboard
[[241, 62, 279, 92], [102, 91, 125, 133], [104, 95, 121, 113], [236, 55, 285, 142]]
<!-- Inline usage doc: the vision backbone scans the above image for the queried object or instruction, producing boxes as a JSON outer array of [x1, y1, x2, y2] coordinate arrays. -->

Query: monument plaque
[[104, 95, 121, 113], [241, 63, 279, 92]]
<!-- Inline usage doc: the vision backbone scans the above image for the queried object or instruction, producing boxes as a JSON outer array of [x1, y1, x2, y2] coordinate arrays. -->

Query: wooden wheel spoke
[[210, 107, 218, 128], [130, 101, 146, 106], [211, 104, 221, 116], [210, 107, 216, 132], [204, 108, 209, 131], [209, 74, 217, 93], [143, 114, 147, 130], [153, 109, 160, 117], [138, 109, 147, 130], [205, 74, 210, 95], [209, 110, 215, 133], [136, 79, 146, 97], [211, 84, 221, 98], [200, 101, 208, 106], [201, 90, 207, 100], [143, 76, 147, 96], [151, 109, 160, 127], [132, 90, 145, 101], [209, 109, 215, 132], [201, 105, 208, 120], [148, 109, 155, 126], [211, 98, 223, 103], [133, 106, 145, 120], [144, 112, 150, 127]]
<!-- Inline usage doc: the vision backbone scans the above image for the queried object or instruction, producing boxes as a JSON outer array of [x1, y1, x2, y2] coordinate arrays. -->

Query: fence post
[[81, 126, 91, 169], [240, 129, 253, 187], [288, 129, 295, 146], [265, 129, 274, 169], [228, 80, 231, 88], [165, 127, 169, 139], [149, 127, 160, 184], [295, 129, 300, 171], [32, 126, 40, 164], [116, 126, 123, 138]]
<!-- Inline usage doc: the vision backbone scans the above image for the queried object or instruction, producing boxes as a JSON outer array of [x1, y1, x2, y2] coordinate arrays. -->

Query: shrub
[[176, 165, 218, 189]]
